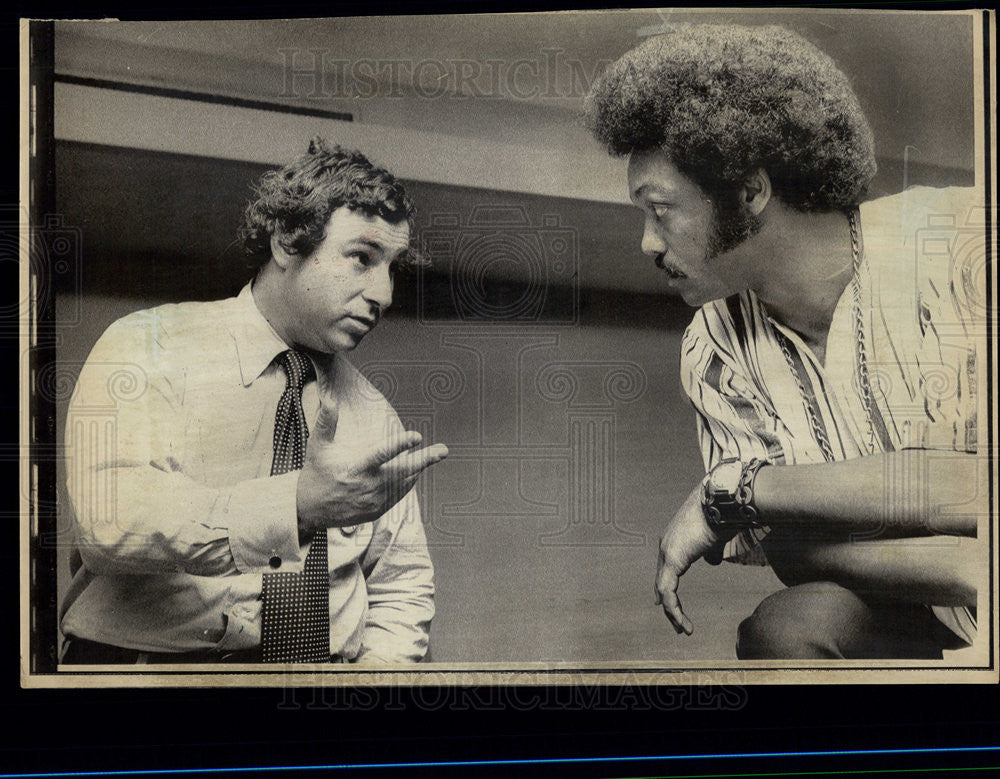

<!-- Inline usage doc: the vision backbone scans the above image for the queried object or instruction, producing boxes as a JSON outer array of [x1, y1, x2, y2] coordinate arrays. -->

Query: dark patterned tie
[[261, 349, 330, 663]]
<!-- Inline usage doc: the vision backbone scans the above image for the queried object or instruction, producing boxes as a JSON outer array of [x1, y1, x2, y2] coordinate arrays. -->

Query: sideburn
[[706, 190, 764, 259]]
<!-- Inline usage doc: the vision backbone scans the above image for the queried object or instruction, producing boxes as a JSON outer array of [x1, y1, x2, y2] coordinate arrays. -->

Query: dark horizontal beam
[[54, 73, 354, 122]]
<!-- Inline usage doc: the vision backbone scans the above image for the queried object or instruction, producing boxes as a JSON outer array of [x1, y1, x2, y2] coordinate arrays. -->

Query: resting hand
[[654, 482, 723, 635], [297, 401, 448, 534]]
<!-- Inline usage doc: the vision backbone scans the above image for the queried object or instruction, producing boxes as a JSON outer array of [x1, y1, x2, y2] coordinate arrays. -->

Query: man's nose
[[363, 264, 393, 311], [641, 218, 666, 256]]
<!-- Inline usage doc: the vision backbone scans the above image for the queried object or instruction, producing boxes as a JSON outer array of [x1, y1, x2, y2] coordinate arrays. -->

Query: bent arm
[[65, 323, 301, 577], [754, 451, 984, 601], [68, 460, 302, 577], [753, 450, 982, 539]]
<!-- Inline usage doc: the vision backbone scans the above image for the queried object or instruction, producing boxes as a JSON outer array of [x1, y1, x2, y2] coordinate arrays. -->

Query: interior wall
[[48, 4, 979, 663], [55, 12, 976, 175], [53, 141, 791, 661]]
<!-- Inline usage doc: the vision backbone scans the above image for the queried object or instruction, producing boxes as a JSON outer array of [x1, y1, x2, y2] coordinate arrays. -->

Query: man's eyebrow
[[632, 183, 674, 201], [342, 237, 385, 251], [343, 236, 413, 261]]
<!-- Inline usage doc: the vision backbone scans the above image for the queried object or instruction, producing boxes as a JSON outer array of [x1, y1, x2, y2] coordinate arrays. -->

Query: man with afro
[[585, 24, 984, 659]]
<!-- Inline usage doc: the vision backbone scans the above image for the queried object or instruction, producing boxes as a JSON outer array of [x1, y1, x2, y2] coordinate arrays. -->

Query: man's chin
[[674, 285, 710, 308], [673, 277, 731, 308], [680, 292, 712, 308], [309, 332, 365, 355], [333, 335, 364, 352]]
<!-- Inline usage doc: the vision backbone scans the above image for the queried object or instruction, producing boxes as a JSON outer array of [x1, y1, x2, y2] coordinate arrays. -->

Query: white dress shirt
[[60, 284, 434, 662]]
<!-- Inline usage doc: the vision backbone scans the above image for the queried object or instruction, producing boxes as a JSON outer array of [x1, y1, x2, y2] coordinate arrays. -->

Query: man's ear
[[740, 169, 772, 216], [269, 235, 296, 270]]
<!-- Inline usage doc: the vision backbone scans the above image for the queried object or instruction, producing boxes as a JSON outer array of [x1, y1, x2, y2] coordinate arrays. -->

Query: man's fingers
[[655, 569, 680, 631], [363, 431, 425, 468], [381, 443, 449, 479], [655, 569, 693, 636], [660, 591, 693, 636], [661, 602, 693, 635], [654, 547, 665, 605]]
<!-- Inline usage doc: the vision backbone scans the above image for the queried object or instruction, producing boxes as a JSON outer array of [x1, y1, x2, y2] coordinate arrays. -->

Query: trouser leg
[[736, 581, 964, 659]]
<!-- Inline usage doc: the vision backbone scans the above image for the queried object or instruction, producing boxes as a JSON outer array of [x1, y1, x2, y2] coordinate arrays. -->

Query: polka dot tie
[[261, 350, 330, 663]]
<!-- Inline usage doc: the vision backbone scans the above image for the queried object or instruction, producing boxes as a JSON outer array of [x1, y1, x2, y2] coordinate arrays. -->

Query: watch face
[[710, 460, 743, 494]]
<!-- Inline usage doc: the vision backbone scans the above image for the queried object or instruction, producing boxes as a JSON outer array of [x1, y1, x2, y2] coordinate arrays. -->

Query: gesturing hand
[[296, 400, 449, 535], [654, 482, 723, 636]]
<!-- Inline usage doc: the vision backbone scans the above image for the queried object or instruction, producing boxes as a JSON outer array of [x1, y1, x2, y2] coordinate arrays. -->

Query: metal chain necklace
[[776, 330, 837, 462], [776, 208, 874, 460], [847, 207, 878, 452]]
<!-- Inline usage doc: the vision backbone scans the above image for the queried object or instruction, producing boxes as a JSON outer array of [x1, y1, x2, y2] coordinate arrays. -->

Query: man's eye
[[349, 251, 371, 265], [651, 204, 671, 219]]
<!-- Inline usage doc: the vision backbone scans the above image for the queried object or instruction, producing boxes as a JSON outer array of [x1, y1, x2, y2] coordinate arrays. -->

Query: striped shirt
[[680, 187, 984, 644]]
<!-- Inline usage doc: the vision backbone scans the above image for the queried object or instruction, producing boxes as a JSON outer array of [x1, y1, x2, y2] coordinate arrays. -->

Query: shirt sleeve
[[354, 490, 435, 663], [910, 187, 985, 456], [64, 316, 302, 578], [680, 307, 793, 565]]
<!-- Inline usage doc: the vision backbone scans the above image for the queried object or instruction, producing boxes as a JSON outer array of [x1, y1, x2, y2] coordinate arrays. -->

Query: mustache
[[654, 253, 667, 270]]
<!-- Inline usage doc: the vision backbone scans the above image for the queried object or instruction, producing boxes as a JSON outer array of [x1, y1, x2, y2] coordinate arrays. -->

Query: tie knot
[[277, 349, 315, 391]]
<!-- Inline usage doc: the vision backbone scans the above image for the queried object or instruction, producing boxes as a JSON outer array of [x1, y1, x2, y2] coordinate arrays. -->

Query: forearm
[[70, 464, 234, 575], [357, 493, 434, 663], [70, 465, 302, 576], [753, 450, 980, 539], [59, 570, 264, 653], [763, 533, 979, 608], [358, 599, 434, 663]]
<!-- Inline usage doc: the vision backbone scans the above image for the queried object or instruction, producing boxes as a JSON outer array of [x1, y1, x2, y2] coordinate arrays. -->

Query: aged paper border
[[19, 8, 999, 688]]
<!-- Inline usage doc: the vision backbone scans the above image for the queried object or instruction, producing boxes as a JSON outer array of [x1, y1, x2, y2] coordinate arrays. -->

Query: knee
[[737, 609, 811, 660], [736, 612, 769, 659], [736, 584, 846, 659], [737, 613, 815, 659]]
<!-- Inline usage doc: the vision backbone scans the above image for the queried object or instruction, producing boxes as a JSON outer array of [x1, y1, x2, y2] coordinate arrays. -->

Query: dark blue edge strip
[[2, 745, 1000, 777]]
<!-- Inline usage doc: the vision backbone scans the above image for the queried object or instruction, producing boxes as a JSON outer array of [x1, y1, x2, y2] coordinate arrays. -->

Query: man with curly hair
[[584, 25, 984, 658], [61, 138, 448, 664]]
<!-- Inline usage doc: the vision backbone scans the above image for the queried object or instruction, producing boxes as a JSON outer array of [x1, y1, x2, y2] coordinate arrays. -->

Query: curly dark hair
[[240, 137, 426, 268], [583, 24, 877, 212]]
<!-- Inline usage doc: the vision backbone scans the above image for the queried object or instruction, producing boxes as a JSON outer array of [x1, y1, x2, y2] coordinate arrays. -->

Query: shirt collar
[[232, 282, 294, 387]]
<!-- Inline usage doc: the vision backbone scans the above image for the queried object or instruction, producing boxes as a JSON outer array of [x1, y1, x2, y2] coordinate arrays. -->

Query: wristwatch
[[701, 457, 770, 536]]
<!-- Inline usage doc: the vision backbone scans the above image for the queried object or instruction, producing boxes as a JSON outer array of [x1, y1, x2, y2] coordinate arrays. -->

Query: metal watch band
[[702, 457, 770, 533], [734, 457, 770, 524]]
